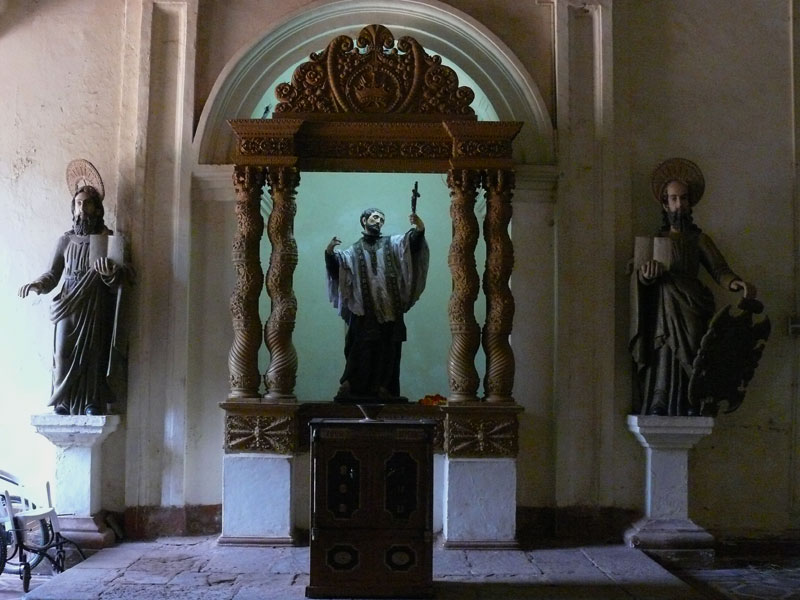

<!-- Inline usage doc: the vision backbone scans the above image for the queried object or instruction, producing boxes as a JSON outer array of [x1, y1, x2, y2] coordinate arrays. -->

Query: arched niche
[[193, 0, 553, 165], [225, 23, 522, 410]]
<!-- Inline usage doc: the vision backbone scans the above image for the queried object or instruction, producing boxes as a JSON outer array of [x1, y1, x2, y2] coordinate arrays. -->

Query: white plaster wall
[[0, 0, 126, 506], [615, 0, 798, 534]]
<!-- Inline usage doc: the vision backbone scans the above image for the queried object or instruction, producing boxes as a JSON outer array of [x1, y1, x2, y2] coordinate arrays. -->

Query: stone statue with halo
[[629, 158, 769, 417], [19, 160, 132, 416]]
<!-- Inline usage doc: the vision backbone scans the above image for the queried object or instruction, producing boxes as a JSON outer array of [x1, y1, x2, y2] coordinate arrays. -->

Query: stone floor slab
[[433, 548, 471, 576], [464, 549, 544, 577], [232, 575, 308, 600], [24, 567, 121, 600], [99, 583, 237, 600], [527, 548, 615, 585], [20, 535, 755, 600], [264, 547, 310, 574], [202, 546, 284, 574], [71, 544, 151, 570]]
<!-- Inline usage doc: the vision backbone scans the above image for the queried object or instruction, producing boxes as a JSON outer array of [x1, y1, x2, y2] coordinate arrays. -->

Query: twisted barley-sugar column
[[483, 169, 516, 403], [229, 165, 266, 399], [264, 166, 300, 402], [447, 168, 481, 403]]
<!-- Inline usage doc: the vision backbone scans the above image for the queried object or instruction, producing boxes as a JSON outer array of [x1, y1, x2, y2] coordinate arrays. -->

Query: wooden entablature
[[228, 118, 522, 173]]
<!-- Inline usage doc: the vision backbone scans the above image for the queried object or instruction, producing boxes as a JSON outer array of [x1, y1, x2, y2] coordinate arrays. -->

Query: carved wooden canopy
[[229, 24, 522, 172], [224, 24, 522, 410]]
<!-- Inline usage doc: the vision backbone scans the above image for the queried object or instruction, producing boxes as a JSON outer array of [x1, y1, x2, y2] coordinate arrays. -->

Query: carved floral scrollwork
[[225, 414, 296, 454], [274, 24, 475, 116], [301, 139, 452, 160], [229, 165, 266, 398], [239, 137, 293, 157], [445, 414, 519, 457], [264, 167, 300, 402], [446, 168, 481, 402], [483, 170, 516, 402], [456, 140, 513, 159]]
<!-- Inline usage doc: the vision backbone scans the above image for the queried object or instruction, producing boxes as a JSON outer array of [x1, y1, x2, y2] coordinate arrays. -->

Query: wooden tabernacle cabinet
[[306, 417, 435, 599]]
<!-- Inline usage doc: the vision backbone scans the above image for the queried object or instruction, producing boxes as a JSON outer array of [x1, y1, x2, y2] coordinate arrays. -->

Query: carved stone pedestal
[[624, 415, 715, 564], [221, 401, 524, 548], [31, 414, 120, 549]]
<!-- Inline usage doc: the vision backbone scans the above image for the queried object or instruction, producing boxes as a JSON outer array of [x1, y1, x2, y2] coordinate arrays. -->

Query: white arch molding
[[193, 0, 554, 166]]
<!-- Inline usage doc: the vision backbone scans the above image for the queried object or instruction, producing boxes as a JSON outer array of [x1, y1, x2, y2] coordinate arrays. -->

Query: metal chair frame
[[0, 470, 85, 592]]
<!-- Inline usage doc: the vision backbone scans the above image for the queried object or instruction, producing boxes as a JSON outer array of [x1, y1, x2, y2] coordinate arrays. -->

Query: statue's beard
[[364, 224, 382, 236], [73, 214, 103, 236], [668, 209, 694, 232]]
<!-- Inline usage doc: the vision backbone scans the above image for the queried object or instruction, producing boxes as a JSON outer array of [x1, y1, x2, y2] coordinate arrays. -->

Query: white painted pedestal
[[624, 415, 714, 561], [31, 414, 120, 548], [220, 453, 299, 545], [443, 457, 517, 548]]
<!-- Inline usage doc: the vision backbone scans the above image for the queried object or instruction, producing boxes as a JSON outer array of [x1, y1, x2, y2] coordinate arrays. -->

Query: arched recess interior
[[194, 0, 554, 165], [193, 2, 558, 469]]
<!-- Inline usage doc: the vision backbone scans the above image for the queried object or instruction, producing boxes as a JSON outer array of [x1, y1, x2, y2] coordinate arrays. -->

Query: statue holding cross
[[324, 183, 429, 402]]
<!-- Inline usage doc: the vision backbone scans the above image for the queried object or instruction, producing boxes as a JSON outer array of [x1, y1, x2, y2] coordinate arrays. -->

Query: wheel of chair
[[3, 518, 50, 574], [55, 548, 66, 573], [0, 523, 7, 575], [22, 562, 31, 592]]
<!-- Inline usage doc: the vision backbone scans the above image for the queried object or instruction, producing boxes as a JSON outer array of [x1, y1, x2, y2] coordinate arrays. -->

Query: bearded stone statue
[[19, 160, 130, 416]]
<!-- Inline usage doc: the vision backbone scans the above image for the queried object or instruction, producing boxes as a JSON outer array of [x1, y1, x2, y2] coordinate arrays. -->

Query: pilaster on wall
[[553, 0, 620, 508], [121, 0, 199, 510], [791, 0, 800, 527], [509, 165, 558, 507]]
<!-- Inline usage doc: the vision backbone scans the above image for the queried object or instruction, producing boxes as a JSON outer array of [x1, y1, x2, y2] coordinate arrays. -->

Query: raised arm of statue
[[326, 236, 341, 255], [729, 279, 757, 299]]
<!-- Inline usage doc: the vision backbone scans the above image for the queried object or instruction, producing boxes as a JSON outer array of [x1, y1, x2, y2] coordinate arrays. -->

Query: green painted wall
[[259, 172, 487, 402]]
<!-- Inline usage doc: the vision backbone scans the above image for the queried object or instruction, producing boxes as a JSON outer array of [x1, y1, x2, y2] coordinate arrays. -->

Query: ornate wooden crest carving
[[274, 24, 475, 118]]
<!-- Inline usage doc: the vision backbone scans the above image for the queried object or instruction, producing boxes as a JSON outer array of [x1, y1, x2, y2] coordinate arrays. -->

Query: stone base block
[[59, 513, 117, 550], [222, 454, 294, 544], [624, 517, 714, 551], [443, 457, 517, 547], [645, 547, 715, 568]]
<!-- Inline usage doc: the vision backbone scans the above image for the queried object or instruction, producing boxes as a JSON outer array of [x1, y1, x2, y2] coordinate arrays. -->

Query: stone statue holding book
[[629, 158, 765, 417], [19, 160, 131, 416]]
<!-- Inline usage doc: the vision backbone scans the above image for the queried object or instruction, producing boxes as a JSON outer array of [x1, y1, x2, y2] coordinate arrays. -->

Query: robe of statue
[[630, 229, 739, 416], [32, 231, 121, 415], [326, 229, 429, 400]]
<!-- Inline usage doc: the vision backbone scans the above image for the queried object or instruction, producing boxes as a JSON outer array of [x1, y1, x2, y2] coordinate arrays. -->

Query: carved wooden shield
[[688, 298, 771, 416]]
